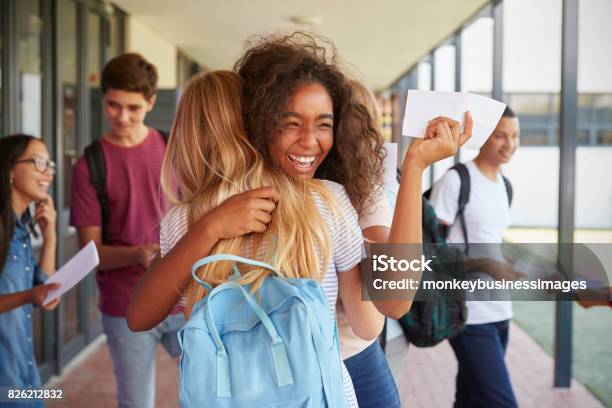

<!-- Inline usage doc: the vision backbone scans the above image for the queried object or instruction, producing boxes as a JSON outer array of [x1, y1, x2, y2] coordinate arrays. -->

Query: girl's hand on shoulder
[[405, 111, 473, 170], [200, 187, 280, 240], [35, 194, 57, 241]]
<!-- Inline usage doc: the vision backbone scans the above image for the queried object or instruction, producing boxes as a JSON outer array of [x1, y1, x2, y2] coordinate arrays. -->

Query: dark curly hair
[[234, 31, 385, 215]]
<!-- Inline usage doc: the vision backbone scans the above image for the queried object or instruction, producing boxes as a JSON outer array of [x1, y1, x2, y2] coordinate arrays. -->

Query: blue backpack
[[178, 254, 348, 408]]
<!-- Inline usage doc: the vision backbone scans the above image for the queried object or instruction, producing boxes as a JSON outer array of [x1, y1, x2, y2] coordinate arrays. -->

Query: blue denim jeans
[[102, 313, 184, 408], [343, 341, 400, 408], [449, 320, 518, 408]]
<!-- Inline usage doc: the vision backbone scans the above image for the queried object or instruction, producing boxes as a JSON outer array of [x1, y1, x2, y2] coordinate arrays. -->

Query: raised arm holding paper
[[376, 95, 474, 318]]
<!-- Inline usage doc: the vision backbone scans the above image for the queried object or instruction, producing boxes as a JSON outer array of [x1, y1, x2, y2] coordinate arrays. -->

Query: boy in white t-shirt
[[430, 106, 520, 408]]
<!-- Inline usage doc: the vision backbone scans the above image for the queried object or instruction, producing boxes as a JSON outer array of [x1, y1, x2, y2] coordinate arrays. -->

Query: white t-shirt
[[159, 179, 362, 407], [337, 186, 393, 360], [357, 186, 393, 231], [430, 160, 513, 325]]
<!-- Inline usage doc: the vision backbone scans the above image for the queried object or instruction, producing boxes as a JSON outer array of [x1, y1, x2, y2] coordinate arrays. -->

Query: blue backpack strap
[[191, 254, 280, 292], [205, 281, 294, 397], [332, 317, 341, 354], [303, 303, 338, 407]]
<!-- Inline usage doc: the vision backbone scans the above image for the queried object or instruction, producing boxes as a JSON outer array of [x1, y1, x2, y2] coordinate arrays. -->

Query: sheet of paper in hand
[[43, 240, 99, 306], [401, 90, 507, 150]]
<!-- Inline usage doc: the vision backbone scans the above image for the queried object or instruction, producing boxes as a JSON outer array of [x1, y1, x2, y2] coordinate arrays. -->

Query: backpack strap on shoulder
[[191, 254, 280, 292], [84, 140, 110, 244], [449, 163, 470, 245], [155, 128, 169, 143], [502, 175, 513, 206]]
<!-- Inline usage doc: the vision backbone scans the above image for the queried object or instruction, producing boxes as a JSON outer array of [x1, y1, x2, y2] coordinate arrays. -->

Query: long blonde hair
[[161, 70, 336, 307]]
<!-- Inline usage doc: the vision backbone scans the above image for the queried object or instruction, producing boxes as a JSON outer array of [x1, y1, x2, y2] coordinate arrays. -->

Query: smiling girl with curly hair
[[234, 31, 473, 408], [235, 32, 384, 216]]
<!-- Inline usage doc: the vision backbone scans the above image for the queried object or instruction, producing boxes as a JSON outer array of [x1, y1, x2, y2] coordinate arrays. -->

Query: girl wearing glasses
[[0, 134, 59, 404]]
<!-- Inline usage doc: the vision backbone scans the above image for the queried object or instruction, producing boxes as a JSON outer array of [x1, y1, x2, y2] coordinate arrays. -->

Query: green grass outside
[[512, 301, 612, 407], [506, 228, 612, 406]]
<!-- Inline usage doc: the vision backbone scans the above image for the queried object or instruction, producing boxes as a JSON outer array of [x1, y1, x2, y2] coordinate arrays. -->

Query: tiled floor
[[388, 322, 604, 408], [46, 339, 179, 408], [44, 322, 603, 407]]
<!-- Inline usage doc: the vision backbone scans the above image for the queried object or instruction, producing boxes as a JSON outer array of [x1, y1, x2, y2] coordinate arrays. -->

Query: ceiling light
[[289, 16, 323, 27]]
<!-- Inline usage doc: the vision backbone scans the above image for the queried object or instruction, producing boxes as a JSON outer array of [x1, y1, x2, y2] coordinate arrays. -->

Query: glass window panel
[[57, 0, 81, 345], [504, 93, 556, 146], [578, 0, 612, 94], [16, 0, 46, 367], [507, 93, 552, 115], [504, 0, 562, 93], [501, 0, 562, 239], [574, 1, 612, 396], [88, 12, 102, 143], [88, 13, 101, 88], [16, 0, 43, 138], [434, 44, 455, 92], [57, 0, 78, 209], [518, 129, 550, 146], [576, 0, 612, 236], [107, 10, 122, 60], [417, 61, 431, 91], [461, 12, 493, 95], [576, 129, 590, 146], [576, 0, 612, 229], [593, 94, 612, 125], [598, 130, 612, 145], [577, 94, 594, 126]]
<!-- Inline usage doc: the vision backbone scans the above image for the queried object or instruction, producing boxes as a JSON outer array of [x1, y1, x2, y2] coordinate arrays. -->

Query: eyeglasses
[[13, 158, 56, 174]]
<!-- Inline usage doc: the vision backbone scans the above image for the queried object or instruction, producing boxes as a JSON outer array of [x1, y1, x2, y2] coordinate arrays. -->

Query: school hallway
[[44, 321, 603, 408]]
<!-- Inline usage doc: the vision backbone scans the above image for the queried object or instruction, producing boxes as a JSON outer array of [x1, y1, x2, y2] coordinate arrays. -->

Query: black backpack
[[84, 129, 168, 244], [396, 163, 513, 348]]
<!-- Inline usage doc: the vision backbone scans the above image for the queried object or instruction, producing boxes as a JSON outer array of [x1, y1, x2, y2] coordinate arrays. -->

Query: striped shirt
[[160, 179, 364, 407]]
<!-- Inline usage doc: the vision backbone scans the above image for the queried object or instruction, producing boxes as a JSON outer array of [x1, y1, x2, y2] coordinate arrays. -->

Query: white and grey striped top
[[160, 179, 364, 407]]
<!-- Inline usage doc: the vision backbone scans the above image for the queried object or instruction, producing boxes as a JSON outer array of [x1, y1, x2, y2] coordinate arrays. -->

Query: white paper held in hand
[[43, 240, 99, 306], [401, 90, 507, 150]]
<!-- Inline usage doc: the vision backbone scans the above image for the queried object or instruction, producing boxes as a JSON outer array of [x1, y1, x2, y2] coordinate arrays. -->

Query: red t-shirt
[[70, 128, 177, 317]]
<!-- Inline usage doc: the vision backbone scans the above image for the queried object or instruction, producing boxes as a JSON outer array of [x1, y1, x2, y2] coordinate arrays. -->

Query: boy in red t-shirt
[[70, 53, 183, 408]]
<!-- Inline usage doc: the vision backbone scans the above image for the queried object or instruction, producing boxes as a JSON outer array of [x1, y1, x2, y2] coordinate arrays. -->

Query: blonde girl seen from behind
[[159, 70, 341, 311]]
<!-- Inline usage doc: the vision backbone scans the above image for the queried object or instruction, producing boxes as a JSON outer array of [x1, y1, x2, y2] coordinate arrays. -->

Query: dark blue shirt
[[0, 210, 48, 404]]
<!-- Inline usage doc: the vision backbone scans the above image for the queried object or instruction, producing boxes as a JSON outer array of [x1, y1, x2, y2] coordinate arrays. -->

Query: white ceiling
[[111, 0, 488, 90]]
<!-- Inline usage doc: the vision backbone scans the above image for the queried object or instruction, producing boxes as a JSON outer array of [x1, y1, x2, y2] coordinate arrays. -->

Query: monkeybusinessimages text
[[370, 255, 587, 293]]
